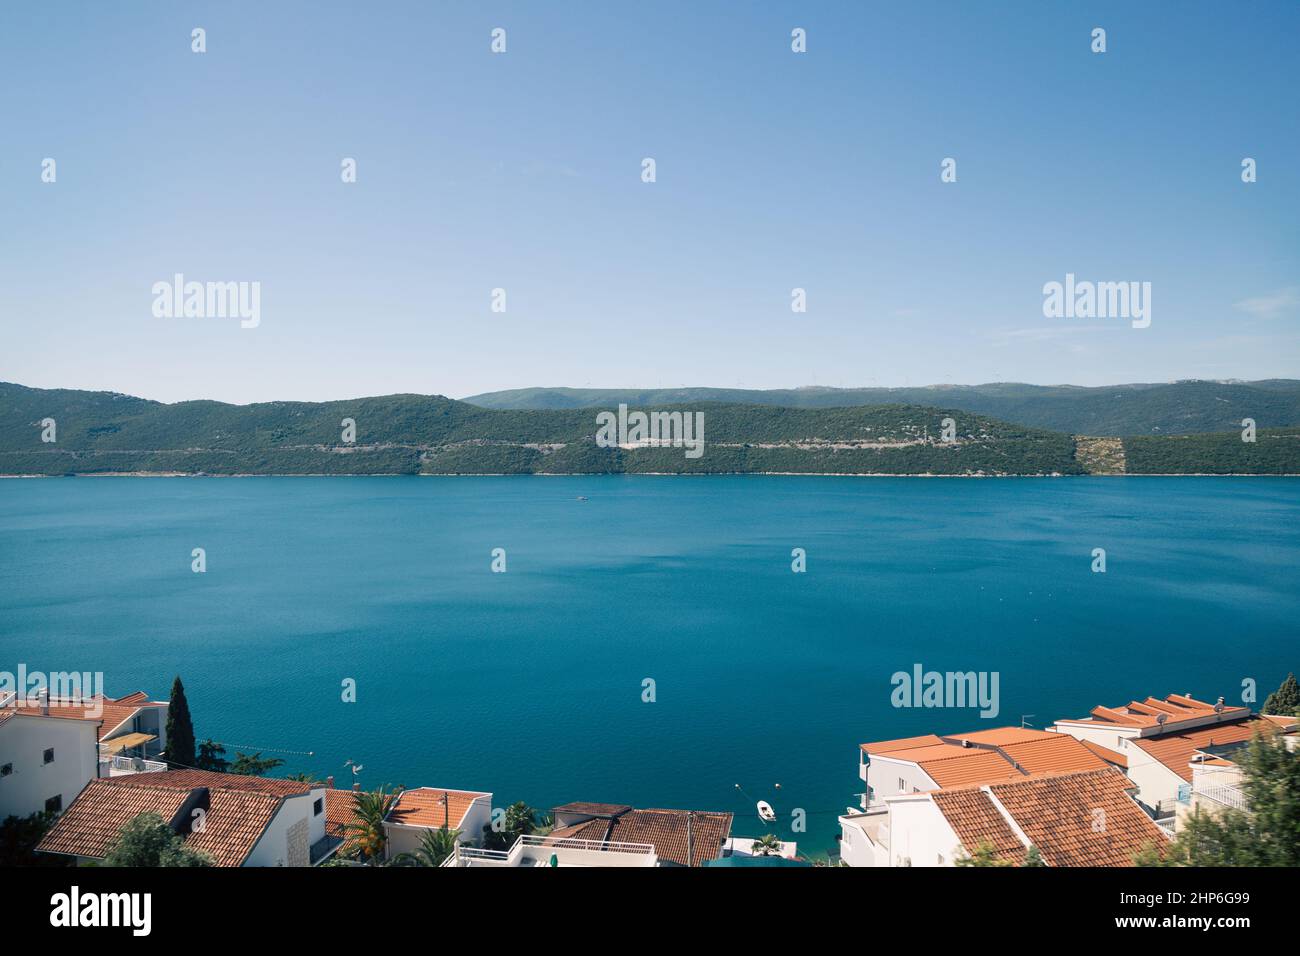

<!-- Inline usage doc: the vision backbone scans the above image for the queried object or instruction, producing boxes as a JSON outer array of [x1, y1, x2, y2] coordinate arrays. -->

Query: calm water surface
[[2, 476, 1296, 855]]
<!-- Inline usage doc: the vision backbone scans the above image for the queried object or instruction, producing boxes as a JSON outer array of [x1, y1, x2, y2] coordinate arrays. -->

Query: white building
[[0, 689, 170, 822], [383, 786, 493, 856]]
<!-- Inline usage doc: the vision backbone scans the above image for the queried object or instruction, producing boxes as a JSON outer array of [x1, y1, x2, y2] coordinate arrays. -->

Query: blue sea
[[1, 476, 1296, 856]]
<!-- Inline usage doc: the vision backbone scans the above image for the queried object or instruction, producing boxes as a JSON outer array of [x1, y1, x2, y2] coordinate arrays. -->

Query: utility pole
[[440, 791, 449, 830], [686, 810, 694, 868]]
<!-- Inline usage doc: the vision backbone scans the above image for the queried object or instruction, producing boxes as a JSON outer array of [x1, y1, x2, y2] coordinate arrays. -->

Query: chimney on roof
[[38, 688, 49, 715], [326, 775, 335, 790], [353, 781, 360, 791], [169, 788, 210, 837], [961, 739, 971, 748]]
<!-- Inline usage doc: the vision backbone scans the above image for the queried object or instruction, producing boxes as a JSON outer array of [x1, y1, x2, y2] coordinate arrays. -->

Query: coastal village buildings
[[1050, 692, 1297, 816], [0, 689, 169, 822], [841, 693, 1297, 867], [16, 686, 1293, 869]]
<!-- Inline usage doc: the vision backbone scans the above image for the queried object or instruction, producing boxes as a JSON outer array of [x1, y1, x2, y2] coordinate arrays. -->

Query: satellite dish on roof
[[1214, 702, 1224, 713], [1156, 713, 1167, 726]]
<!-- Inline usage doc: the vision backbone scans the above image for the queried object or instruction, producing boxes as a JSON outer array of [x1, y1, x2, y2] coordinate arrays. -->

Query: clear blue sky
[[2, 1, 1297, 403]]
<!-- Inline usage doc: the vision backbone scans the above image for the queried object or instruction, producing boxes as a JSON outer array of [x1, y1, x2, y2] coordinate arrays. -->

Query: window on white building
[[43, 748, 54, 765]]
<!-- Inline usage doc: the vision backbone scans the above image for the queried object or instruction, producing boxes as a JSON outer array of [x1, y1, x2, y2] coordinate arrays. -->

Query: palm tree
[[386, 826, 461, 867], [751, 833, 783, 856], [418, 827, 460, 866], [341, 785, 403, 864]]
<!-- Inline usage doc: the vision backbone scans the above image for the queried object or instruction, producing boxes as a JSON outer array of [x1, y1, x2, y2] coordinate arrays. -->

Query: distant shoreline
[[3, 472, 1298, 479]]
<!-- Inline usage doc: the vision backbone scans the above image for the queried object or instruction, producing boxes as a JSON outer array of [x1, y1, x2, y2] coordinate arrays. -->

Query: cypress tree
[[165, 675, 196, 768]]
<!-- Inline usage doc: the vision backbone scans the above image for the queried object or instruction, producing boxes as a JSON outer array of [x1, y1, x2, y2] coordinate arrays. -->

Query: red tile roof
[[37, 771, 311, 866], [940, 728, 1056, 747], [1131, 716, 1280, 782], [1065, 693, 1250, 730], [999, 735, 1112, 775], [984, 769, 1167, 867], [552, 801, 633, 817], [38, 781, 193, 861], [920, 750, 1025, 787], [0, 692, 164, 741], [109, 769, 312, 797], [387, 787, 489, 830], [1080, 739, 1129, 768], [549, 804, 733, 866], [871, 728, 1113, 792], [860, 734, 944, 754], [931, 788, 1025, 862]]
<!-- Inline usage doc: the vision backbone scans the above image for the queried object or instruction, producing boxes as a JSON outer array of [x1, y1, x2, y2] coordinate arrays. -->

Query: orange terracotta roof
[[1, 692, 164, 741], [883, 742, 985, 763], [37, 776, 284, 867], [920, 750, 1024, 787], [186, 789, 283, 866], [553, 801, 633, 817], [1080, 740, 1129, 768], [999, 735, 1112, 775], [550, 806, 732, 866], [932, 788, 1025, 862], [985, 769, 1167, 867], [38, 781, 192, 861], [109, 769, 313, 798], [940, 727, 1056, 747], [1261, 713, 1300, 730], [387, 787, 489, 830], [1131, 716, 1278, 782], [860, 734, 943, 754], [1067, 693, 1249, 730]]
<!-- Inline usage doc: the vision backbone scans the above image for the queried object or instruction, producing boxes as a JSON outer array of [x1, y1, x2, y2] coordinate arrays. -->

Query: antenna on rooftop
[[1020, 715, 1035, 728]]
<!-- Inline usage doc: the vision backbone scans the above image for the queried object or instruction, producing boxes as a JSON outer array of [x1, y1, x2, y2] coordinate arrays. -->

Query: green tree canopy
[[101, 813, 214, 867], [230, 752, 285, 777], [1262, 673, 1300, 717], [195, 739, 229, 773], [481, 801, 540, 850], [1137, 731, 1299, 866], [0, 811, 62, 867]]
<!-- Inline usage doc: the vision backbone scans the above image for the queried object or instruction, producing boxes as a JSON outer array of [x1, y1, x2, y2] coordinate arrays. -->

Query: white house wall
[[0, 716, 99, 820], [886, 797, 963, 868]]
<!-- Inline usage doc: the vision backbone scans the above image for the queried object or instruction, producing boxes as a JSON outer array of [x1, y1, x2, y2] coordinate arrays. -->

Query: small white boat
[[757, 801, 776, 823]]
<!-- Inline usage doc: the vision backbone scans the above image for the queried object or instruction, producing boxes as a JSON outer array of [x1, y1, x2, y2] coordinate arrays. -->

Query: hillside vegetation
[[463, 380, 1300, 437], [2, 383, 1296, 476]]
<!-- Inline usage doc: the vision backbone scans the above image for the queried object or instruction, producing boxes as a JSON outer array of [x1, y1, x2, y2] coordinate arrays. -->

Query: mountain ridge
[[2, 382, 1297, 477], [461, 380, 1300, 437]]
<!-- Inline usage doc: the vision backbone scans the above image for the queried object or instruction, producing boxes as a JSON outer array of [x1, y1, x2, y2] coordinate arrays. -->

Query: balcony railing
[[98, 754, 168, 776], [1194, 784, 1248, 811], [443, 834, 656, 867]]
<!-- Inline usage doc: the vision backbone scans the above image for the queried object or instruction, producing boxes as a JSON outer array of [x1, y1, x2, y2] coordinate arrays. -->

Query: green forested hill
[[463, 380, 1300, 436], [1, 382, 1296, 476]]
